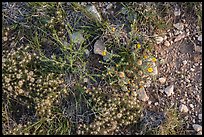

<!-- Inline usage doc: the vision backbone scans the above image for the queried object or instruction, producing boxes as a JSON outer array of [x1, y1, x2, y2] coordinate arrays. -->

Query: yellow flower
[[147, 67, 153, 73], [152, 57, 157, 62], [116, 64, 119, 67], [108, 71, 111, 75], [137, 43, 141, 49], [102, 50, 107, 56], [112, 27, 116, 32], [143, 55, 148, 59]]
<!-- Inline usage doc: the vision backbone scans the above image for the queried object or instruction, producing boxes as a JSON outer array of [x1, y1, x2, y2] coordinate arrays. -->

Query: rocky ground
[[2, 2, 202, 135]]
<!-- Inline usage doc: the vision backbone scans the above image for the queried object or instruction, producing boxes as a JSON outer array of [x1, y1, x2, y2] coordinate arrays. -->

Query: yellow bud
[[102, 51, 107, 56]]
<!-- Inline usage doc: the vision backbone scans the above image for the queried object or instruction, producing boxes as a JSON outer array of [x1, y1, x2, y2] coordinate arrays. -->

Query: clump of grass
[[147, 108, 185, 135], [99, 19, 158, 93]]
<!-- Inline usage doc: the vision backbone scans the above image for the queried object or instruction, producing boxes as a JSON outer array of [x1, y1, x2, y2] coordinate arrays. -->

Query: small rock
[[174, 30, 181, 36], [84, 49, 90, 57], [121, 86, 128, 91], [154, 102, 158, 106], [183, 60, 187, 65], [163, 35, 167, 41], [180, 99, 185, 103], [159, 89, 164, 93], [174, 32, 186, 42], [148, 100, 152, 105], [179, 104, 188, 113], [94, 39, 105, 56], [185, 79, 190, 83], [152, 62, 158, 76], [86, 5, 102, 22], [189, 104, 194, 108], [3, 37, 8, 42], [155, 36, 163, 44], [164, 85, 174, 96], [192, 124, 202, 132], [198, 114, 202, 120], [83, 78, 89, 83], [71, 31, 85, 44], [198, 35, 202, 42], [159, 77, 166, 84], [186, 28, 190, 32], [106, 3, 113, 9], [190, 68, 195, 72], [197, 131, 202, 135], [168, 32, 173, 37], [137, 87, 149, 102], [174, 8, 181, 16], [164, 41, 170, 47], [173, 23, 184, 30]]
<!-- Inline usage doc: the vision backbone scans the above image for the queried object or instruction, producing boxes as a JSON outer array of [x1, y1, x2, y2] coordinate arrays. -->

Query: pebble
[[198, 114, 202, 120], [86, 5, 102, 22], [192, 124, 202, 132], [163, 35, 167, 41], [164, 85, 174, 96], [152, 62, 158, 76], [155, 36, 164, 44], [3, 37, 8, 41], [198, 35, 202, 42], [174, 8, 181, 16], [180, 99, 185, 103], [159, 89, 164, 93], [174, 32, 186, 42], [189, 104, 194, 109], [173, 23, 184, 30], [154, 102, 158, 106], [190, 68, 195, 72], [185, 79, 190, 83], [71, 31, 85, 44], [148, 100, 152, 105], [186, 28, 190, 32], [159, 77, 166, 84], [179, 104, 188, 113], [174, 30, 180, 36], [106, 3, 113, 9], [94, 39, 105, 55], [83, 78, 89, 83], [84, 49, 90, 57], [168, 32, 173, 37], [164, 41, 170, 47], [183, 60, 187, 65], [197, 131, 202, 135], [137, 87, 149, 102]]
